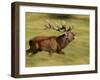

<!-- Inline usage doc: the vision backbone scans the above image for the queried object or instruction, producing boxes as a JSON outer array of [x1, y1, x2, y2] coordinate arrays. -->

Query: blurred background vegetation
[[25, 12, 90, 67]]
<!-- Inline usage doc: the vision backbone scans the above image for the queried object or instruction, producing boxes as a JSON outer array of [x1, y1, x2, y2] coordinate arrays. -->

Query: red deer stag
[[26, 24, 76, 56]]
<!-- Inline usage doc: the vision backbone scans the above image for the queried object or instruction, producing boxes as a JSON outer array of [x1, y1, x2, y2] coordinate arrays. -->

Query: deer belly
[[39, 38, 57, 51]]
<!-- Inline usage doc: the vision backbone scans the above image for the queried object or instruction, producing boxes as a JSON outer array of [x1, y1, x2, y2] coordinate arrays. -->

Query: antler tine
[[44, 23, 58, 31], [70, 25, 73, 30], [60, 24, 67, 32], [56, 25, 61, 29], [52, 24, 67, 32], [44, 23, 51, 30], [51, 25, 60, 31], [54, 24, 65, 32], [48, 23, 62, 31], [71, 25, 73, 29], [44, 23, 68, 32], [66, 26, 72, 32]]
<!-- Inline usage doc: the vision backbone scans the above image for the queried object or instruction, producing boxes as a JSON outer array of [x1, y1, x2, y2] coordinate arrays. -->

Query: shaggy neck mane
[[56, 34, 71, 49]]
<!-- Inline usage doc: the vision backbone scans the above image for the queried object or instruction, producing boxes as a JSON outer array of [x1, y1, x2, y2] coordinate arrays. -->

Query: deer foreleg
[[60, 51, 65, 55], [56, 50, 65, 55]]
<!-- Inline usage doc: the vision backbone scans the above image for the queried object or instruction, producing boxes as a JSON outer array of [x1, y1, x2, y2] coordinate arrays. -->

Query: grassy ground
[[25, 12, 89, 67]]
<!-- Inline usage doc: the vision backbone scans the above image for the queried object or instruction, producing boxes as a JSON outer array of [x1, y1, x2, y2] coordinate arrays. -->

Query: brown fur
[[26, 28, 76, 56]]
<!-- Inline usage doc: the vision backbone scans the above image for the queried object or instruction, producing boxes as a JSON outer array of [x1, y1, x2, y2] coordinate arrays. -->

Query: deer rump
[[26, 36, 66, 56]]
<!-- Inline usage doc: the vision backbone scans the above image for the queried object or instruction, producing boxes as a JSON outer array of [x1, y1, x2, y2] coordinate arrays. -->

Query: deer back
[[31, 36, 58, 51]]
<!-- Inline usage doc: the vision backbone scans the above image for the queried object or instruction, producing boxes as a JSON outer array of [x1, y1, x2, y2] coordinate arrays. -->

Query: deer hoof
[[60, 51, 65, 55]]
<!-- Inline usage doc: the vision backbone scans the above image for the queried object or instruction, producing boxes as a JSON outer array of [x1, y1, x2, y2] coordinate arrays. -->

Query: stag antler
[[60, 24, 67, 32], [44, 23, 60, 31], [66, 25, 73, 32], [44, 23, 51, 30], [44, 23, 67, 32]]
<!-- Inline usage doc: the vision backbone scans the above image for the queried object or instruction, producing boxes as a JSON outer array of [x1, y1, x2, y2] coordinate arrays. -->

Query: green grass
[[25, 12, 89, 67]]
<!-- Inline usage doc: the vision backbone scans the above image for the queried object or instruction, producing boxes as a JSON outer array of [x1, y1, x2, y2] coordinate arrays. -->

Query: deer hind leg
[[26, 48, 33, 56], [28, 42, 39, 56], [26, 49, 38, 57], [26, 46, 38, 57], [32, 49, 38, 55], [31, 42, 41, 56]]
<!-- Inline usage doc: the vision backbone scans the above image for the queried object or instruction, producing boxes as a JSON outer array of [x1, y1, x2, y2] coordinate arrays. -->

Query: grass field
[[25, 12, 90, 67]]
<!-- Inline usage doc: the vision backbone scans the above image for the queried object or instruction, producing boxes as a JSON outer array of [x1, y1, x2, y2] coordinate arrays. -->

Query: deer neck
[[56, 34, 69, 49]]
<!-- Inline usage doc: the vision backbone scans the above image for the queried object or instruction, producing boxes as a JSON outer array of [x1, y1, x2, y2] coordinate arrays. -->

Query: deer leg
[[49, 52, 52, 56], [26, 48, 32, 56], [27, 50, 38, 57], [27, 46, 38, 56], [26, 48, 31, 53], [32, 50, 38, 55], [56, 50, 65, 55], [59, 51, 65, 55], [30, 44, 39, 55], [48, 50, 53, 56]]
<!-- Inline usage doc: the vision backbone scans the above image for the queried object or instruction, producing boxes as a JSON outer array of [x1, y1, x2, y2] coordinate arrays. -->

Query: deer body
[[26, 24, 76, 56]]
